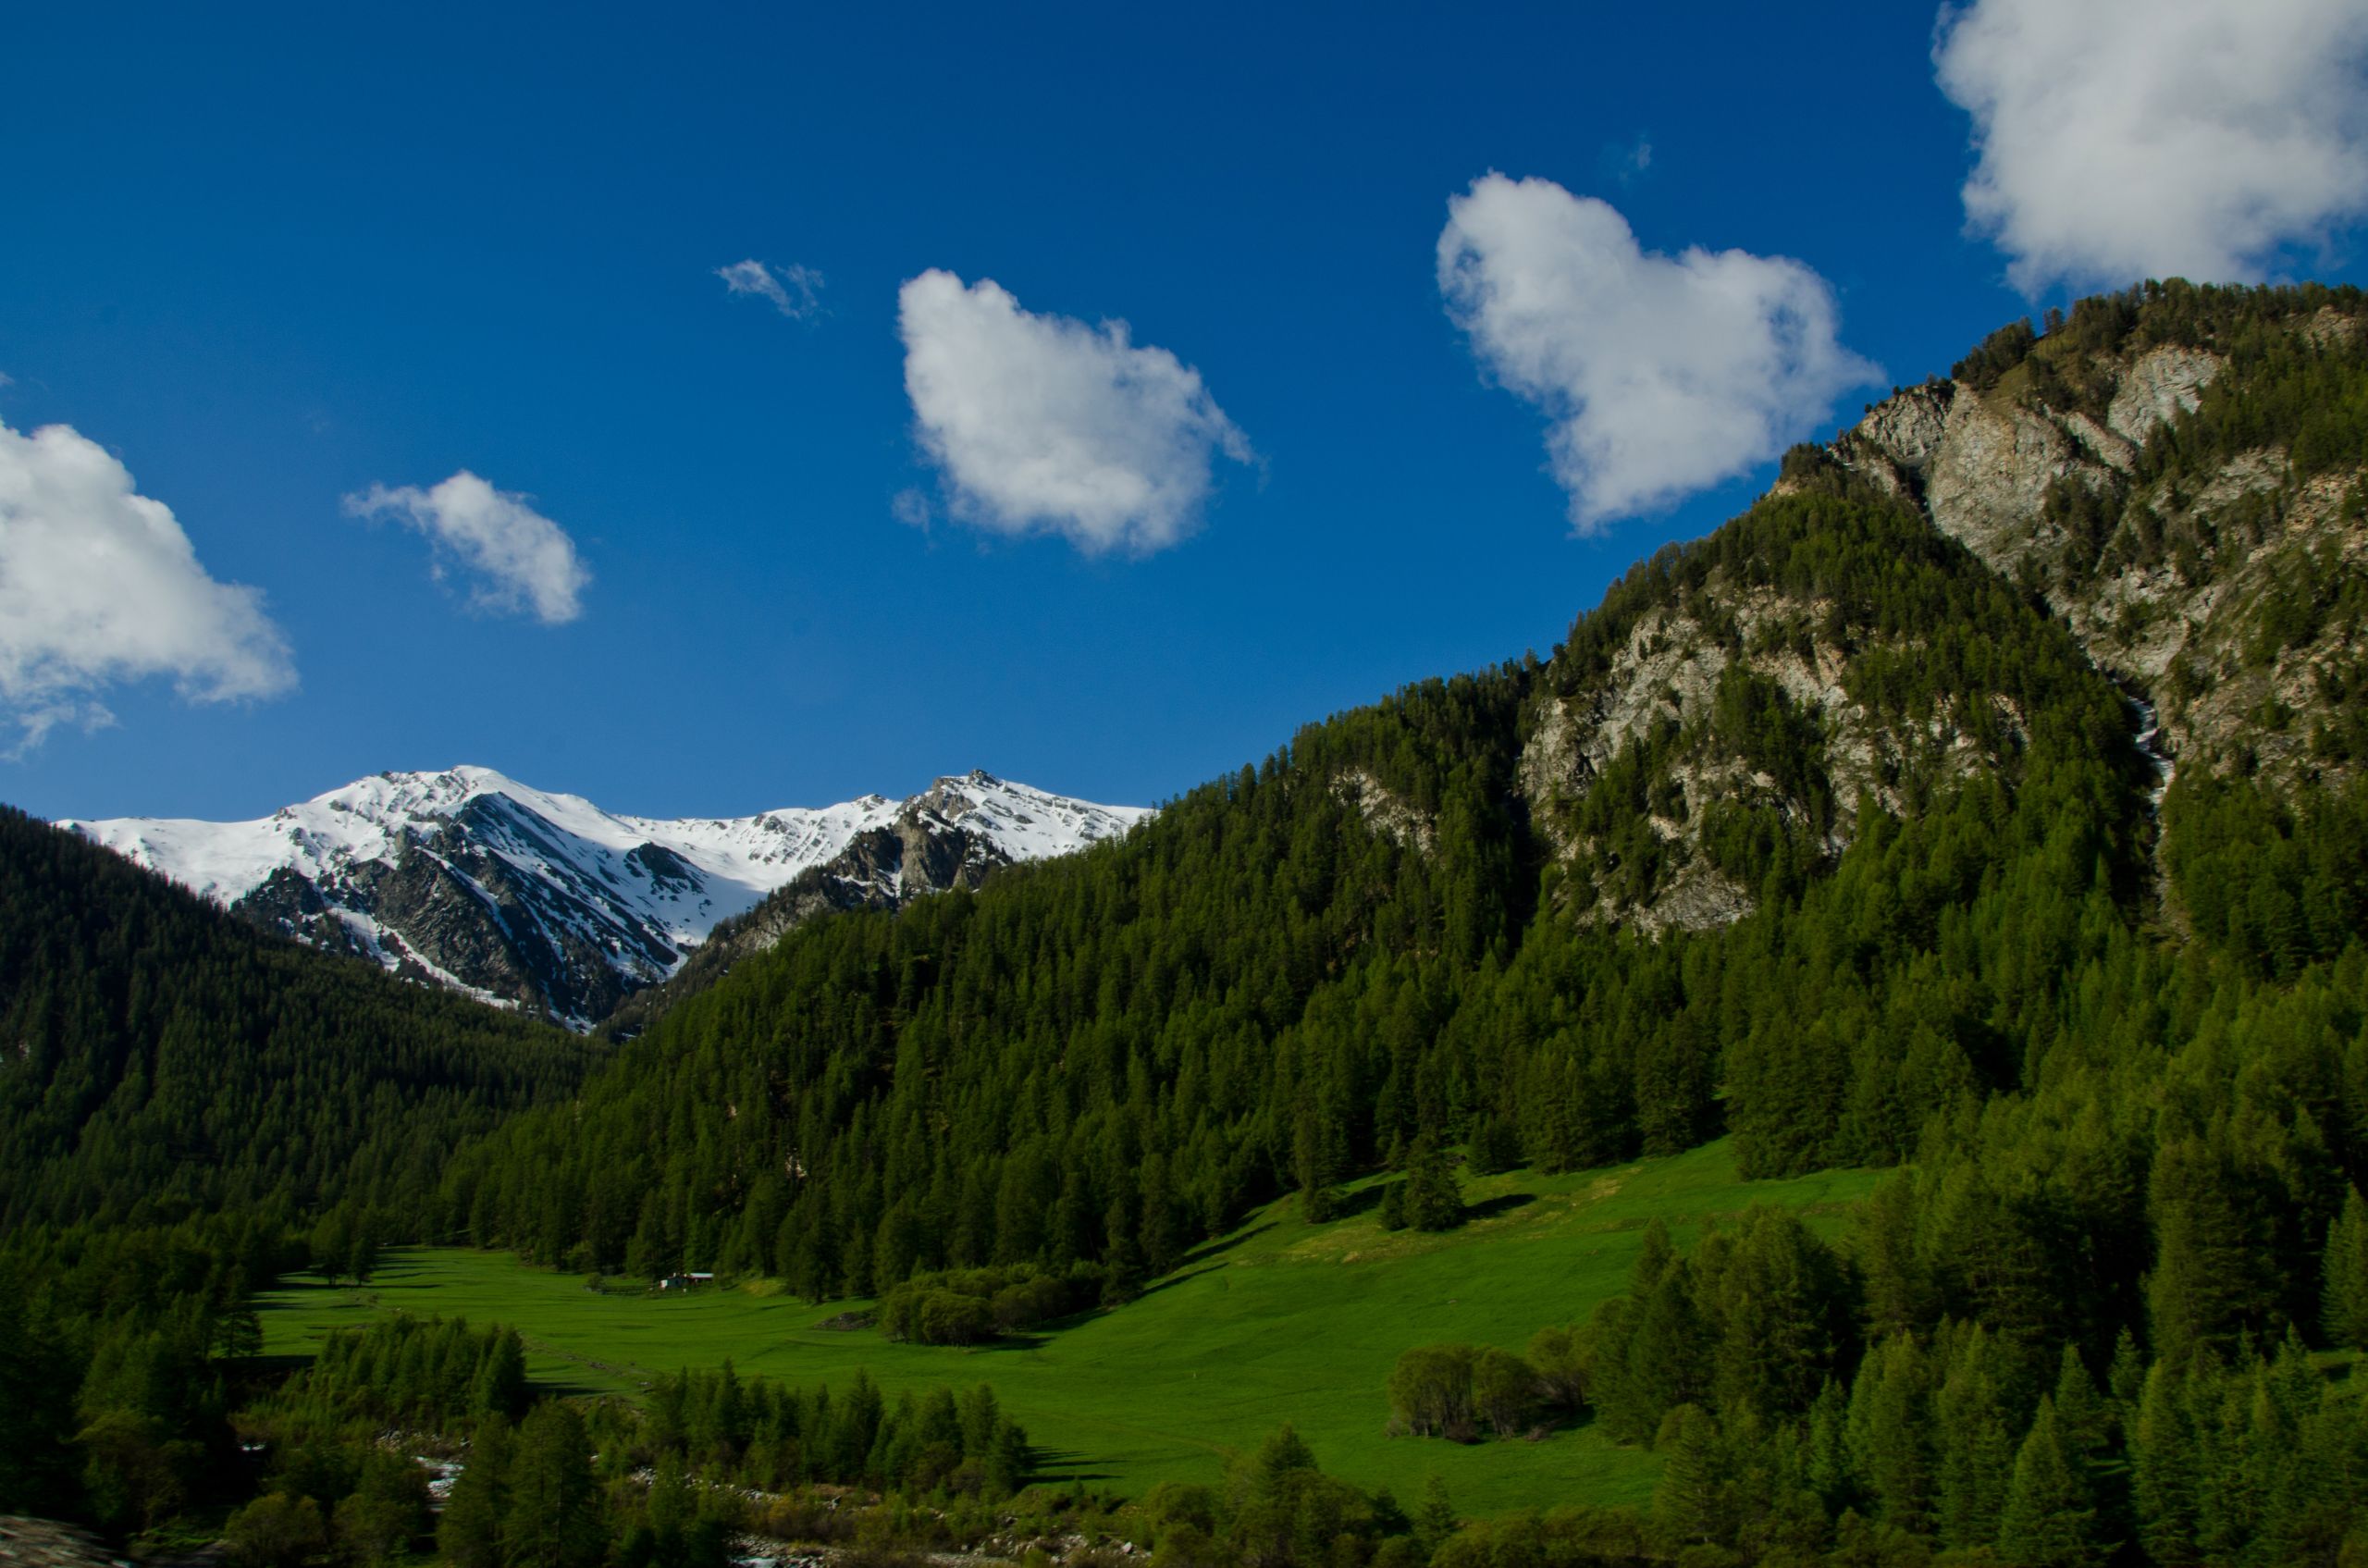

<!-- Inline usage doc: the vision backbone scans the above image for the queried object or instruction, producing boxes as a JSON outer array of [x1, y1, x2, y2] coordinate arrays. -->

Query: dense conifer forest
[[0, 805, 592, 1228], [4, 283, 2367, 1563], [436, 430, 2176, 1288]]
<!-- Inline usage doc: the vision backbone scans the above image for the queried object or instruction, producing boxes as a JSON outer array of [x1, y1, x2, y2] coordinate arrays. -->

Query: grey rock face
[[68, 768, 1147, 1031], [1502, 312, 2368, 936], [594, 807, 1033, 1039]]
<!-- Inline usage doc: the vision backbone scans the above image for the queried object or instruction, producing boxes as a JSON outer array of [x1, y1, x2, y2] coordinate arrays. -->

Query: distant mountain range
[[62, 768, 1150, 1028]]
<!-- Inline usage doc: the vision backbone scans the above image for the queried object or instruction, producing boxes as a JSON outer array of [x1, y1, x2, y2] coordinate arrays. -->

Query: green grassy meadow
[[258, 1138, 1879, 1516]]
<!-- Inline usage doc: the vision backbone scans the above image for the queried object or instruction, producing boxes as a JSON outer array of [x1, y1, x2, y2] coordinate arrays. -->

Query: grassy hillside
[[259, 1138, 1879, 1515]]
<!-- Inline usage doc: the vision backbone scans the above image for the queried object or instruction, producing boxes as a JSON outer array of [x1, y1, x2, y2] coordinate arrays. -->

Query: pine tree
[[1845, 1336, 1933, 1533], [986, 1419, 1030, 1497], [471, 1329, 528, 1422], [2321, 1184, 2368, 1350], [1632, 1217, 1678, 1296], [1466, 1113, 1521, 1174], [1608, 1268, 1708, 1443], [1101, 1194, 1146, 1305], [1413, 1475, 1458, 1557], [504, 1401, 604, 1568], [1854, 1175, 1934, 1339], [438, 1415, 511, 1568], [1138, 1153, 1184, 1276], [1805, 1377, 1856, 1512], [1652, 1404, 1732, 1548], [2106, 1327, 2146, 1428], [1996, 1397, 2101, 1567], [2051, 1345, 2110, 1467], [1401, 1134, 1462, 1231], [1708, 1206, 1845, 1426], [1935, 1329, 2016, 1549], [1049, 1167, 1096, 1266], [2131, 1361, 2199, 1565], [2149, 1131, 2272, 1364], [1293, 1104, 1341, 1223]]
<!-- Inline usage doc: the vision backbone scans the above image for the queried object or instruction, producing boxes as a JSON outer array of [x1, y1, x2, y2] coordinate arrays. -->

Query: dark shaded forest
[[0, 804, 593, 1229]]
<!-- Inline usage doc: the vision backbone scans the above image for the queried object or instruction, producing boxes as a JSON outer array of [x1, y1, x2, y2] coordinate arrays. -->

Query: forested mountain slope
[[433, 290, 2366, 1286], [419, 286, 2368, 1566], [0, 807, 591, 1228]]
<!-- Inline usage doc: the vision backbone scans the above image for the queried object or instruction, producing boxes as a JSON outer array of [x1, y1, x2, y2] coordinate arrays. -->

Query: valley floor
[[257, 1139, 1879, 1516]]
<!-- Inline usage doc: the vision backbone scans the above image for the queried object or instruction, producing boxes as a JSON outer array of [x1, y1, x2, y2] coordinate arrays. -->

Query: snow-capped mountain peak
[[62, 768, 1151, 1028]]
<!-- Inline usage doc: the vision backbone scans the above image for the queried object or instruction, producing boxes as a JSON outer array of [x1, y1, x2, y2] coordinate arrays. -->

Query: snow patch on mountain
[[61, 767, 1150, 1026]]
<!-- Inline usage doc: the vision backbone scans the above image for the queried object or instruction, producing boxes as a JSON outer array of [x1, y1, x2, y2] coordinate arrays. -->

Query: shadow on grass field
[[257, 1136, 1879, 1516]]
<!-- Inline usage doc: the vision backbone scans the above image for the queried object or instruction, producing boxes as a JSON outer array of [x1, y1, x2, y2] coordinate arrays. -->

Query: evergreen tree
[[2050, 1345, 2110, 1468], [2106, 1328, 2147, 1426], [1101, 1195, 1146, 1305], [1652, 1404, 1733, 1549], [503, 1401, 604, 1568], [1935, 1329, 2016, 1549], [1610, 1262, 1711, 1443], [2321, 1183, 2368, 1350], [1401, 1134, 1462, 1231], [1414, 1474, 1458, 1558], [1995, 1397, 2101, 1568], [1853, 1176, 1934, 1340], [2131, 1361, 2199, 1565], [1845, 1336, 1933, 1533], [1293, 1103, 1344, 1224], [1708, 1206, 1847, 1426], [1466, 1113, 1521, 1175], [438, 1415, 512, 1568], [472, 1329, 528, 1422], [1631, 1218, 1678, 1295], [1805, 1377, 1856, 1513], [2148, 1129, 2284, 1363]]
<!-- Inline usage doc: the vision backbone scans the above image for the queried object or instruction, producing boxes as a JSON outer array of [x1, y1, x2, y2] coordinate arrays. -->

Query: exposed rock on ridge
[[1511, 284, 2368, 935], [64, 768, 1149, 1029], [1839, 300, 2368, 794]]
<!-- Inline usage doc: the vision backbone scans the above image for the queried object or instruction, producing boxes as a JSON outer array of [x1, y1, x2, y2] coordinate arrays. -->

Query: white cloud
[[0, 420, 293, 748], [1437, 174, 1880, 529], [344, 471, 589, 624], [897, 269, 1252, 556], [716, 258, 824, 320], [1936, 0, 2368, 292]]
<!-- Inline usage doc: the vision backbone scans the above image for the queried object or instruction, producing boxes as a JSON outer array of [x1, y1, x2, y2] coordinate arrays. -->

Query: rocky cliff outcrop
[[1513, 283, 2368, 934], [1839, 293, 2368, 791]]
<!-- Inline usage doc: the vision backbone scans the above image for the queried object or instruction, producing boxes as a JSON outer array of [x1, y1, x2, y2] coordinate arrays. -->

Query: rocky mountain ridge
[[1836, 300, 2368, 793], [1478, 282, 2368, 935], [63, 768, 1150, 1028]]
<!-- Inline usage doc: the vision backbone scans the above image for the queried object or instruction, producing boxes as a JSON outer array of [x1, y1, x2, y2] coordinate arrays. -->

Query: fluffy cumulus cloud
[[1936, 0, 2368, 292], [0, 420, 293, 748], [716, 258, 824, 319], [344, 471, 590, 624], [897, 269, 1252, 555], [1437, 174, 1879, 529]]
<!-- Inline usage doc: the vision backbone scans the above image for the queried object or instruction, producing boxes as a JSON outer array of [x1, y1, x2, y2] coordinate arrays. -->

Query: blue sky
[[6, 0, 2366, 821]]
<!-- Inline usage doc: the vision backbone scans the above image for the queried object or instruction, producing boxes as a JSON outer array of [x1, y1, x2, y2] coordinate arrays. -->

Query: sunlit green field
[[258, 1137, 1878, 1516]]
